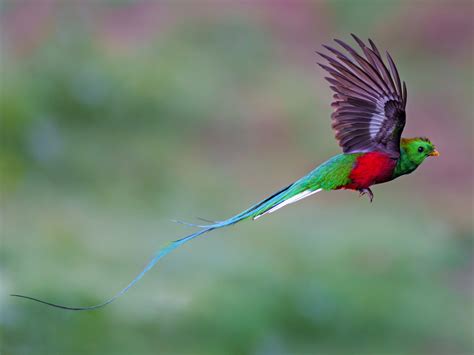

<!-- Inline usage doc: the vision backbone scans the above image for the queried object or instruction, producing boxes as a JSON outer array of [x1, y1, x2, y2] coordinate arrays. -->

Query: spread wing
[[317, 34, 407, 158]]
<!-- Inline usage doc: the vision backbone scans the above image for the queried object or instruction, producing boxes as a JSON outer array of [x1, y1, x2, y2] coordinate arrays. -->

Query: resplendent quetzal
[[13, 34, 439, 310]]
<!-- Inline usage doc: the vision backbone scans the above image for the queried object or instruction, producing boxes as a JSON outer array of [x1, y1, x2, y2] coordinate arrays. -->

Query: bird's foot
[[359, 188, 374, 203]]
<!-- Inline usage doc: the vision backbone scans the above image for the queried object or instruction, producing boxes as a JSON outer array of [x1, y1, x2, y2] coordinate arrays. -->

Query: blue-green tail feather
[[11, 181, 311, 310]]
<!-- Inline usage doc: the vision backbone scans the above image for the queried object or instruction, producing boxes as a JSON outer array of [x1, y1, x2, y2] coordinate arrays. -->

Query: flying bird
[[12, 34, 439, 310]]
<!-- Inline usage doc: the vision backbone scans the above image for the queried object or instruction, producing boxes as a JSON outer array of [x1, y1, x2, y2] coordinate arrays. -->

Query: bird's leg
[[358, 188, 374, 203]]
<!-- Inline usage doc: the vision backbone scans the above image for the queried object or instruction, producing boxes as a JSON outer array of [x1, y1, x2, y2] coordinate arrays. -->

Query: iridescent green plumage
[[393, 138, 438, 178]]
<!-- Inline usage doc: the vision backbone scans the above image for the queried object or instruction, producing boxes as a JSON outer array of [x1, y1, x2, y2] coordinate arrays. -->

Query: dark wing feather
[[318, 34, 406, 157]]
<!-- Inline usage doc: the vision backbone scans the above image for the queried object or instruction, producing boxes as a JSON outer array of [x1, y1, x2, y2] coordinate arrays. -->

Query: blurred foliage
[[1, 1, 473, 355]]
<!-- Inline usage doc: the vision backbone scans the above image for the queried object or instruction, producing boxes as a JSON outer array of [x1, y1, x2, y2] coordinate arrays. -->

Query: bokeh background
[[1, 1, 473, 354]]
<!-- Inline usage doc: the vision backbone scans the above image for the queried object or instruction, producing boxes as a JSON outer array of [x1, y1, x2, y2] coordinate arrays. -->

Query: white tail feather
[[253, 188, 322, 220]]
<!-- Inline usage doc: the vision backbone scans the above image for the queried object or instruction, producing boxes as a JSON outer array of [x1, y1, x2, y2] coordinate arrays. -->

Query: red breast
[[343, 152, 397, 190]]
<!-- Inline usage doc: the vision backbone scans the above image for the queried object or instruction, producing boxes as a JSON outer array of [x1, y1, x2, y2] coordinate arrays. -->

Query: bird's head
[[401, 137, 439, 165]]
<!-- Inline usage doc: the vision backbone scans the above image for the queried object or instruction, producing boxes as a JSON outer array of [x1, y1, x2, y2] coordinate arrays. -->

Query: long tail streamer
[[11, 227, 215, 311], [11, 180, 319, 310]]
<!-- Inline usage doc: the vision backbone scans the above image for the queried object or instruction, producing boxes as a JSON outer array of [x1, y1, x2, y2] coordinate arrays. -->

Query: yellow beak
[[429, 149, 440, 157]]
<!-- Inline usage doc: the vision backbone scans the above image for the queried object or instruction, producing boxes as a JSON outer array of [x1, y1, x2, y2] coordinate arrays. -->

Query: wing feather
[[318, 35, 407, 157]]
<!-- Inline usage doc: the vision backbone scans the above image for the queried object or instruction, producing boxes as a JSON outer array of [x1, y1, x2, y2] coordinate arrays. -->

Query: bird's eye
[[418, 146, 424, 153]]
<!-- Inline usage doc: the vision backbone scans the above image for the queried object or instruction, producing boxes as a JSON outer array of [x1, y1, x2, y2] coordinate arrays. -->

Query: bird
[[12, 34, 439, 310]]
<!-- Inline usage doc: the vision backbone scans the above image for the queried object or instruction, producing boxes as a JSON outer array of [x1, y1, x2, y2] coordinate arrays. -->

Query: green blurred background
[[1, 1, 473, 354]]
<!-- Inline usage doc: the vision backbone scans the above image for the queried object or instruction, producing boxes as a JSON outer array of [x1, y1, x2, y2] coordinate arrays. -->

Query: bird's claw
[[359, 188, 374, 203]]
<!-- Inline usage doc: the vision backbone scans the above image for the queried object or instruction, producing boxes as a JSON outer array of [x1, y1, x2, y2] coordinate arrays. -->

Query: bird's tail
[[11, 180, 321, 311]]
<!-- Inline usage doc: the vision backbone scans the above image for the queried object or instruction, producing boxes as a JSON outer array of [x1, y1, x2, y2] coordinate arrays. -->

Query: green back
[[303, 153, 361, 191]]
